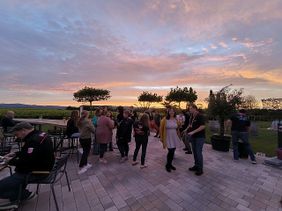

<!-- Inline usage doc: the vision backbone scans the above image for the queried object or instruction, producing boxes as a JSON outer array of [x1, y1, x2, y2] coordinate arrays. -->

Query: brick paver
[[1, 133, 282, 211]]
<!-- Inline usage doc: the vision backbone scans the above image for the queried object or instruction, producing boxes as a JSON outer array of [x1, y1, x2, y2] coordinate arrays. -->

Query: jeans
[[191, 137, 205, 171], [79, 138, 91, 167], [0, 172, 30, 201], [166, 148, 176, 167], [232, 131, 256, 161], [117, 139, 129, 157], [99, 143, 107, 158], [133, 137, 148, 165]]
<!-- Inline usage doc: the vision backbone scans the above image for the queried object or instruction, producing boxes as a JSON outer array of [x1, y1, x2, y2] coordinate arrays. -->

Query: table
[[14, 118, 67, 130]]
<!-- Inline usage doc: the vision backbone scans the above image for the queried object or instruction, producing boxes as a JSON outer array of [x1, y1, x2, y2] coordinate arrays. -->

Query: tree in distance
[[241, 95, 259, 109], [165, 86, 197, 108], [73, 86, 111, 113], [137, 91, 162, 110]]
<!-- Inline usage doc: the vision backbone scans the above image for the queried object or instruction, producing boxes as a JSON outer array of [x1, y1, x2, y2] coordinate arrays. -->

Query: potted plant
[[207, 85, 243, 152]]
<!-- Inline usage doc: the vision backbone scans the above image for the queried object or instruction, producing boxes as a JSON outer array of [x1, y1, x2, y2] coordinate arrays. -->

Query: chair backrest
[[44, 154, 69, 184]]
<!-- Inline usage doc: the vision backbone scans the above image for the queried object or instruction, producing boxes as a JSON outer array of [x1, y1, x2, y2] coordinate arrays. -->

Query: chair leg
[[65, 172, 71, 192], [36, 184, 40, 194], [51, 185, 59, 211]]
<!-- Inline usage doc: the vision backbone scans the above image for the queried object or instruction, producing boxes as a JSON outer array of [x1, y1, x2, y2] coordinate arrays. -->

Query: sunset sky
[[0, 0, 281, 107]]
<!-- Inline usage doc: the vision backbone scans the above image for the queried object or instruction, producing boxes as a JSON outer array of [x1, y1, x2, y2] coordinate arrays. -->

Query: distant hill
[[0, 103, 66, 109]]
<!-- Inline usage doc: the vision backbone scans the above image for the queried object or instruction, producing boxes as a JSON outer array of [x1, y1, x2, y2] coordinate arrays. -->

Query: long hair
[[78, 110, 89, 127], [140, 113, 149, 128], [70, 110, 79, 127], [166, 108, 176, 120], [70, 110, 79, 121]]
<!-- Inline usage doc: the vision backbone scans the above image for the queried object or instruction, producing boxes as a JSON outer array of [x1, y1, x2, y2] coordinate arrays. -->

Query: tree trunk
[[89, 101, 93, 116], [219, 118, 225, 136]]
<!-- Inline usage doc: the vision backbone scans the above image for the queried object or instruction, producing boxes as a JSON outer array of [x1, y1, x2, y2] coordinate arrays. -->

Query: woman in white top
[[160, 107, 181, 172]]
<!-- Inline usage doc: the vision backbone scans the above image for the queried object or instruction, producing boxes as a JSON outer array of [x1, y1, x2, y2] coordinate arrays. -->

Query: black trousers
[[117, 139, 129, 157], [133, 137, 148, 165], [166, 148, 176, 167], [79, 138, 91, 168], [99, 143, 107, 158]]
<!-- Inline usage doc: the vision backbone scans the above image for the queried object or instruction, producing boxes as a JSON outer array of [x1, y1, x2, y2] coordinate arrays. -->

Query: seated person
[[0, 122, 55, 208], [1, 111, 16, 133]]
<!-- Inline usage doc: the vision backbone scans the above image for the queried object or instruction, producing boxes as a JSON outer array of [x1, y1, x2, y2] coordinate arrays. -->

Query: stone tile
[[1, 134, 281, 211]]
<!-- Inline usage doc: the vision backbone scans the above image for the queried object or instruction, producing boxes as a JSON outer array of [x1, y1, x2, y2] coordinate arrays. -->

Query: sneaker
[[183, 147, 188, 151], [109, 148, 113, 151], [189, 166, 198, 171], [185, 151, 192, 154], [78, 167, 88, 175], [132, 161, 139, 166], [85, 163, 92, 169], [140, 165, 148, 169], [99, 158, 108, 164], [251, 160, 257, 164]]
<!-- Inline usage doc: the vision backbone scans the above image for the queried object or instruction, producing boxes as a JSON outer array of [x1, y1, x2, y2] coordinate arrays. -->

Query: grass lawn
[[205, 121, 278, 157]]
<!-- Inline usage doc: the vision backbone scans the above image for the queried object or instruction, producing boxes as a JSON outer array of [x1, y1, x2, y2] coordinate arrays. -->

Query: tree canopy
[[261, 98, 282, 110], [207, 85, 243, 136], [165, 86, 197, 108], [137, 91, 162, 109], [73, 86, 111, 110], [241, 95, 259, 109]]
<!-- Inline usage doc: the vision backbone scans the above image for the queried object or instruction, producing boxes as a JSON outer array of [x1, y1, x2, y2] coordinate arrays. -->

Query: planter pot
[[211, 134, 231, 152]]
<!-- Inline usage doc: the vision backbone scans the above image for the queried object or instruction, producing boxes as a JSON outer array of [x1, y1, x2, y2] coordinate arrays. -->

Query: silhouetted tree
[[261, 98, 282, 110], [165, 86, 197, 108], [137, 91, 162, 110], [207, 85, 243, 136], [73, 86, 111, 113], [241, 95, 259, 109]]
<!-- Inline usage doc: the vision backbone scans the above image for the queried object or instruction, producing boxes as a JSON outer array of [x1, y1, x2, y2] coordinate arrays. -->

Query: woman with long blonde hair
[[77, 110, 95, 174]]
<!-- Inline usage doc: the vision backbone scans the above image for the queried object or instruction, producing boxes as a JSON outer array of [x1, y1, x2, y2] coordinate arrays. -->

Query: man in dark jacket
[[230, 109, 256, 164], [0, 122, 55, 207], [116, 110, 133, 162]]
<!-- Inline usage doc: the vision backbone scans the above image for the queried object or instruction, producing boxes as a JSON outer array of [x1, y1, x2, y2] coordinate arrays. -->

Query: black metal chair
[[27, 154, 71, 211]]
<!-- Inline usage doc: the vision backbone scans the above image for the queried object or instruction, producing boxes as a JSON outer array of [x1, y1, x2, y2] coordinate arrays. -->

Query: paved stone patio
[[2, 135, 282, 211]]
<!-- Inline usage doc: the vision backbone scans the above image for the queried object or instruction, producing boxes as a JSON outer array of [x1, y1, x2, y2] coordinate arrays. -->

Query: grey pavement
[[2, 134, 282, 211]]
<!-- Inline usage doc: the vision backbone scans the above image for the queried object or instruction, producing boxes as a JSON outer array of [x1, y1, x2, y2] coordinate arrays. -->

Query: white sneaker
[[251, 160, 257, 164], [140, 165, 148, 169], [85, 163, 92, 169], [78, 167, 88, 175], [99, 158, 108, 164]]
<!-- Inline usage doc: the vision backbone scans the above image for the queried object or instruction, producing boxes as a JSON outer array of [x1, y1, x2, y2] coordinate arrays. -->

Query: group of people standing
[[66, 106, 151, 174], [65, 104, 207, 176]]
